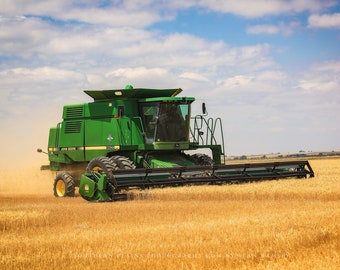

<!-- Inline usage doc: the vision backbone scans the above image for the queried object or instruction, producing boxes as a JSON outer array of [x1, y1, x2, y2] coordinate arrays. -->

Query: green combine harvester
[[38, 85, 314, 202]]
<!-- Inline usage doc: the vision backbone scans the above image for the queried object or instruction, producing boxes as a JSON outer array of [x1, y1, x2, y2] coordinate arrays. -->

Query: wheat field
[[0, 158, 339, 269]]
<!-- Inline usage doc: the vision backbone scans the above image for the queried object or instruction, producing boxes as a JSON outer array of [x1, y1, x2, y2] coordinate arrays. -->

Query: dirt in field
[[0, 163, 55, 196]]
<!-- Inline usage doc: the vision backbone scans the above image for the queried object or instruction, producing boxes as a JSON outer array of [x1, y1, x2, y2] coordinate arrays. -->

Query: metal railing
[[190, 115, 225, 155]]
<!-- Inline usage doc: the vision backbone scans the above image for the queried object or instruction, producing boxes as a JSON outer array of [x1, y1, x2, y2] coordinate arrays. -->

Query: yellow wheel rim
[[92, 166, 104, 173], [56, 179, 66, 197]]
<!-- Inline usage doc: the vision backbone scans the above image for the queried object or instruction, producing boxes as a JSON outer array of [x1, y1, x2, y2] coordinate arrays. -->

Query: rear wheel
[[53, 172, 75, 197], [110, 155, 136, 170]]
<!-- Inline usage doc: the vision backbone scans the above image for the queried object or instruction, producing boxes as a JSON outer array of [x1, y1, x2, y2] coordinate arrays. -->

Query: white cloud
[[0, 11, 276, 90], [59, 8, 166, 27], [196, 0, 335, 18], [247, 24, 279, 35], [179, 72, 209, 82], [1, 1, 171, 28], [106, 67, 169, 79], [0, 0, 339, 165], [216, 70, 287, 94], [218, 75, 254, 90], [1, 0, 335, 27], [0, 66, 88, 111], [297, 61, 340, 92], [0, 15, 26, 22], [314, 61, 340, 72], [9, 67, 84, 81], [246, 21, 300, 36], [258, 70, 287, 80], [0, 17, 51, 56], [298, 80, 338, 92], [308, 13, 340, 28], [104, 67, 176, 88]]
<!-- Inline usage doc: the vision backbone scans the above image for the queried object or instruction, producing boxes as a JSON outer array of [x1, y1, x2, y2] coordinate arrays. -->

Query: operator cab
[[140, 100, 192, 144], [84, 86, 195, 145]]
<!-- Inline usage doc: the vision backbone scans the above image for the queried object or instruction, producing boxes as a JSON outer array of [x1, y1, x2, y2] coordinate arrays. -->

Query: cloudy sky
[[1, 0, 340, 167]]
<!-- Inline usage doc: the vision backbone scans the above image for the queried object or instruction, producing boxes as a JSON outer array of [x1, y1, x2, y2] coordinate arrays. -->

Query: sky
[[0, 0, 340, 167]]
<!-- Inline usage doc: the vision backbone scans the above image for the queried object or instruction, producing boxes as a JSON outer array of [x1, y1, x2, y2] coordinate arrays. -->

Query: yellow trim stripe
[[49, 146, 120, 151], [85, 146, 107, 150]]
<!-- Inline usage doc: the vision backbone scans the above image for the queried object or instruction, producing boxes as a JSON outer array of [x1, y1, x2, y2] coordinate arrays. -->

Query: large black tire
[[86, 156, 117, 175], [110, 155, 136, 170], [189, 153, 214, 165], [86, 156, 118, 191], [53, 172, 75, 197]]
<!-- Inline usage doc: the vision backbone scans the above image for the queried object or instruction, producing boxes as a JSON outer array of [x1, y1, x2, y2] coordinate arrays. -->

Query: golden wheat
[[0, 158, 339, 269]]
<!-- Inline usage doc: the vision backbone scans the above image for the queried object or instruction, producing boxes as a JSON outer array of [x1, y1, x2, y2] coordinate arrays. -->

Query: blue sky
[[0, 0, 340, 167]]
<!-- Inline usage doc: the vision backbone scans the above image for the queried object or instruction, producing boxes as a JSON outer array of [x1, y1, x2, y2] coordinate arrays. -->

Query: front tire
[[85, 156, 118, 197], [86, 156, 117, 175], [53, 172, 75, 197]]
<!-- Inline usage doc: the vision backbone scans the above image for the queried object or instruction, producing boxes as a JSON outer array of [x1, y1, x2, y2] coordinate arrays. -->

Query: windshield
[[140, 102, 190, 143]]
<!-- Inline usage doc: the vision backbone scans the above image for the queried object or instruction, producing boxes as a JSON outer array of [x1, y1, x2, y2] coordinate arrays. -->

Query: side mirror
[[202, 102, 207, 115], [37, 148, 47, 154]]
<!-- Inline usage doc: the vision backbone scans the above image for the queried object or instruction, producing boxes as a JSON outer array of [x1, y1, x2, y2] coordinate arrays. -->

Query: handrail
[[190, 115, 225, 162], [55, 122, 62, 149]]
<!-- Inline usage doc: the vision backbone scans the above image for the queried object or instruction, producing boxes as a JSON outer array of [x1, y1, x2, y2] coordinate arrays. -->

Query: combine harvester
[[38, 85, 314, 201]]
